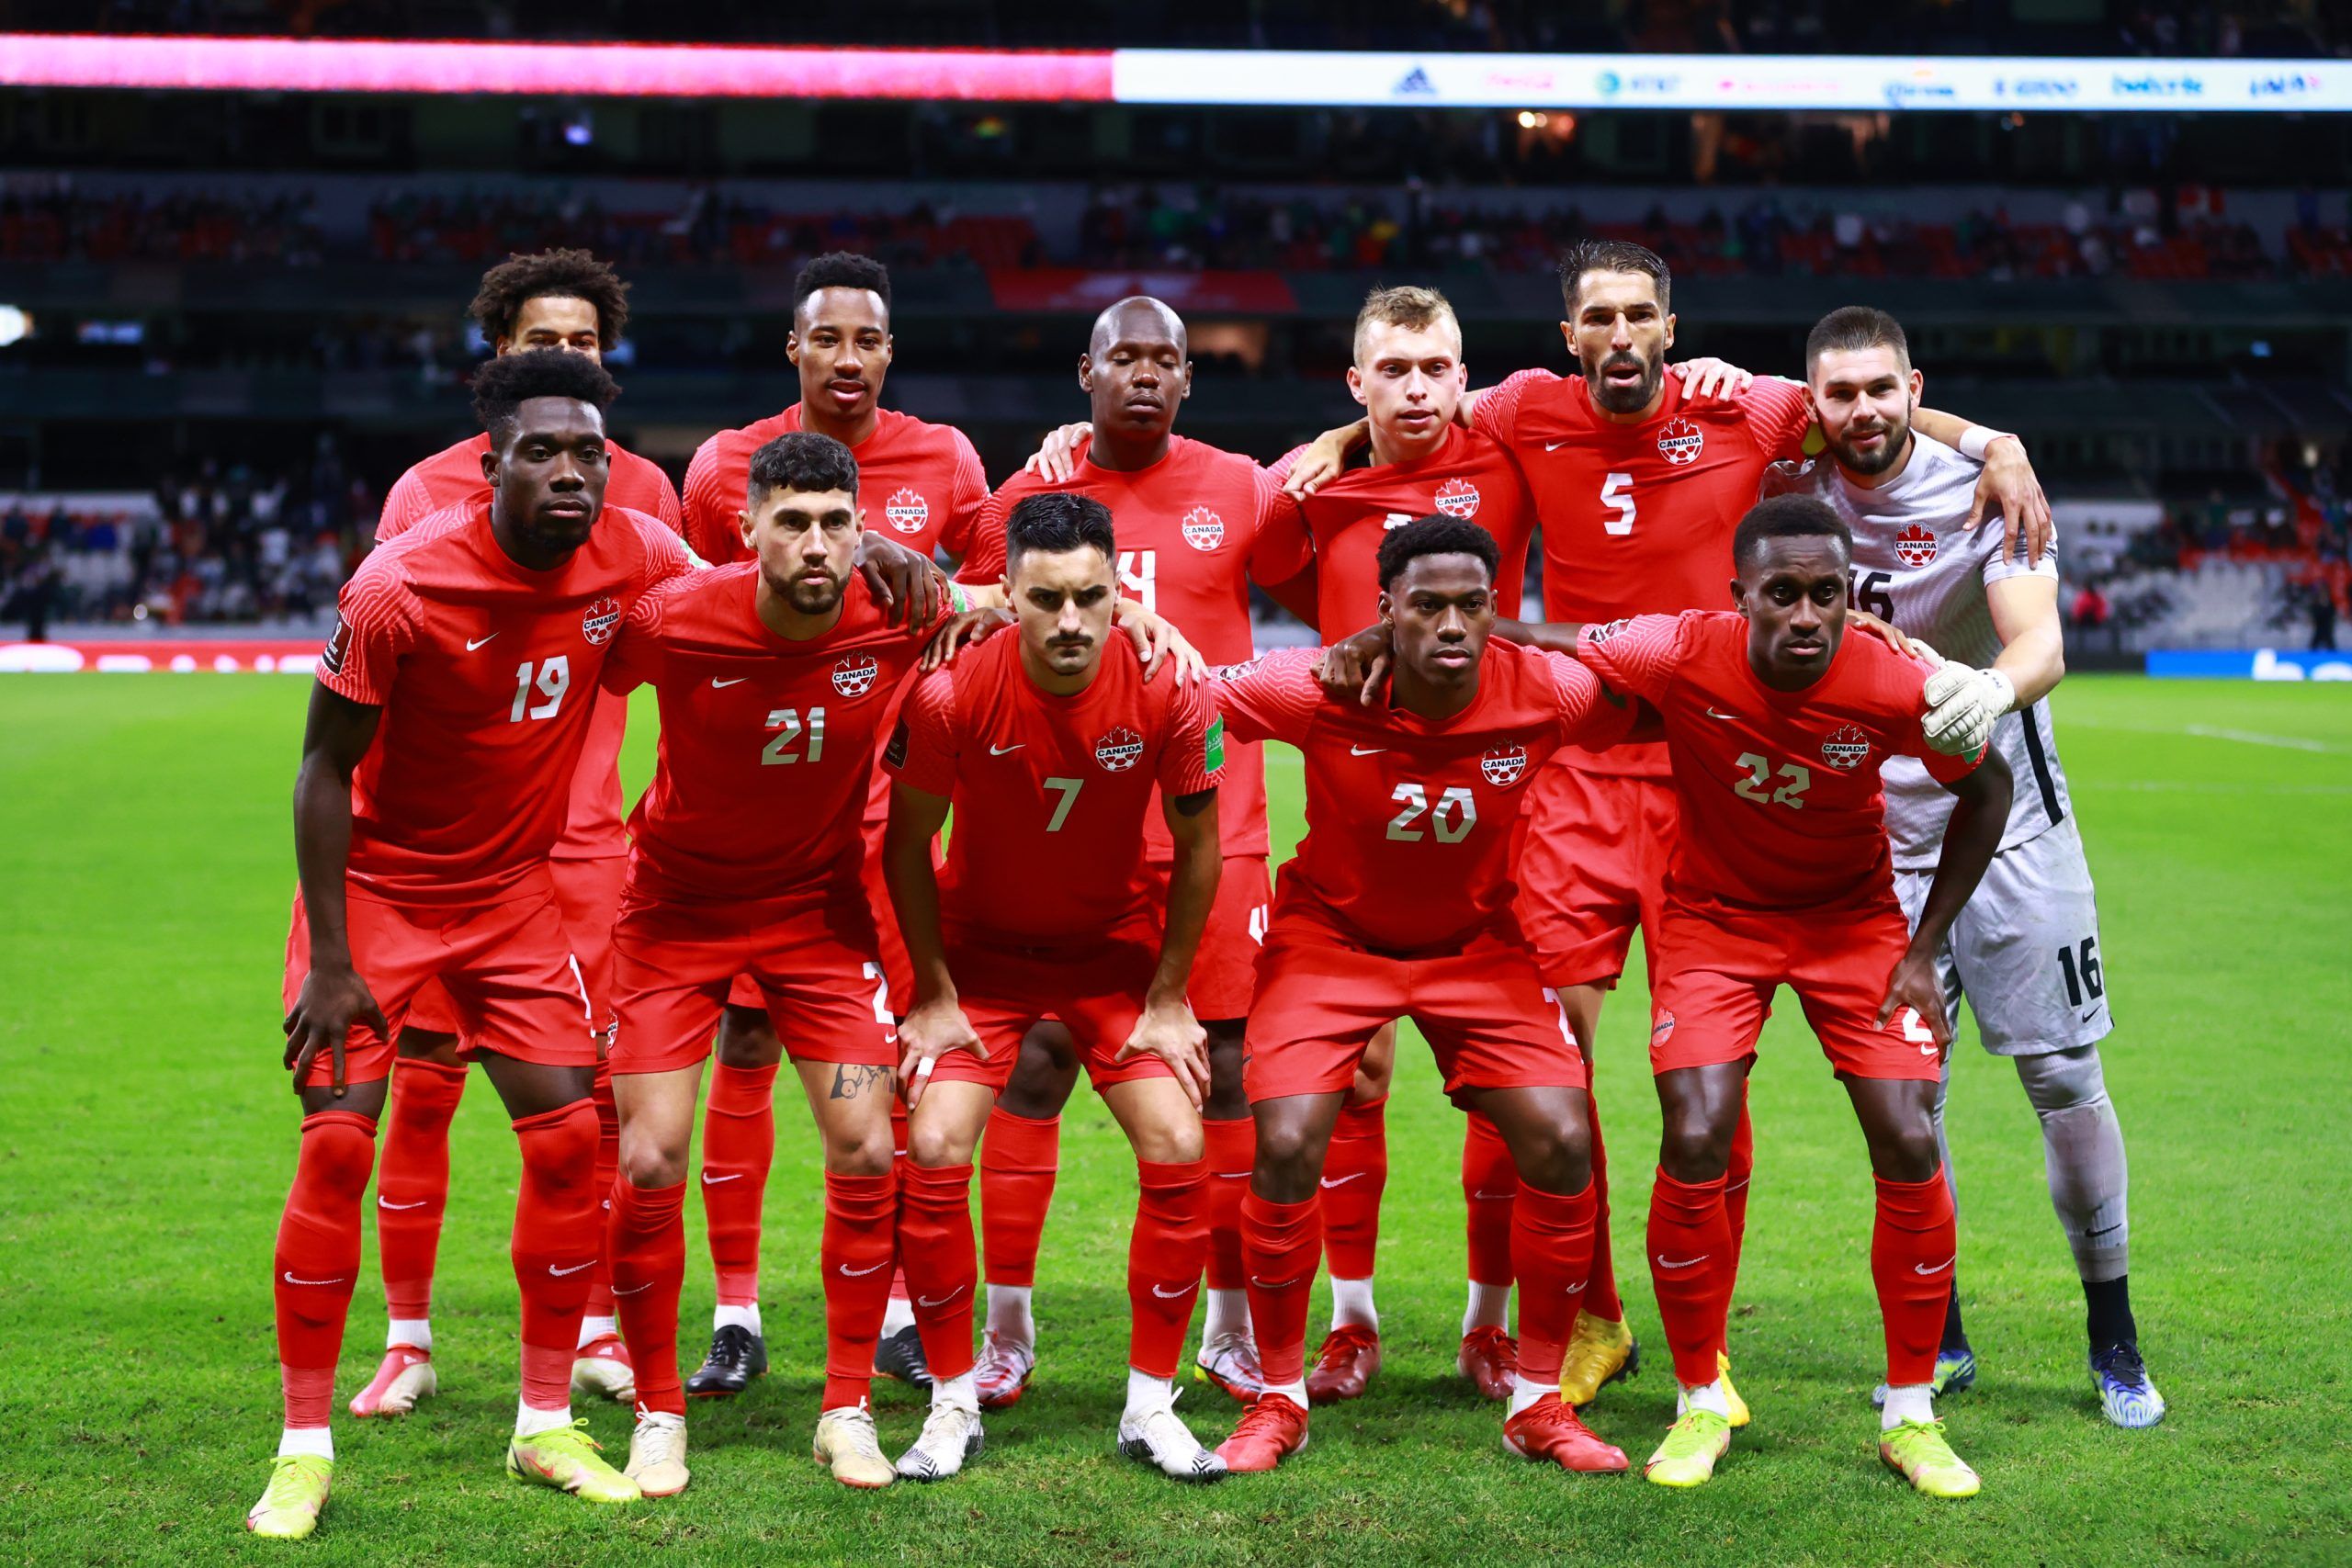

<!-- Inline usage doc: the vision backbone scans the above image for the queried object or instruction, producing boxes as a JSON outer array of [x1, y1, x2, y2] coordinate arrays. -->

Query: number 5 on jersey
[[1600, 471, 1636, 536]]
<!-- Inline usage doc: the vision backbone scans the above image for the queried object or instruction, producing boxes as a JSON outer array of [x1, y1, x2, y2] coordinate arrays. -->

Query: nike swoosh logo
[[281, 1271, 349, 1286], [916, 1288, 967, 1307], [1565, 1279, 1588, 1293], [701, 1171, 741, 1184], [838, 1260, 888, 1277], [613, 1281, 653, 1296], [1919, 1043, 1939, 1056], [1212, 1169, 1250, 1179], [1655, 1254, 1708, 1270], [1150, 1282, 1195, 1299], [1318, 1172, 1365, 1189], [466, 633, 498, 650], [1249, 1275, 1301, 1290], [548, 1260, 594, 1277], [377, 1196, 427, 1210], [1545, 440, 1568, 452], [1914, 1257, 1955, 1276], [1703, 706, 1738, 721], [2080, 1007, 2105, 1022], [989, 742, 1023, 755], [711, 676, 747, 688], [1349, 745, 1387, 756], [1470, 1190, 1516, 1201]]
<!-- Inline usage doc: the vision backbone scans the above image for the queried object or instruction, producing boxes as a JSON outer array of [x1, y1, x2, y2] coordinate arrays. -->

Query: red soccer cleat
[[1456, 1325, 1520, 1401], [1215, 1393, 1311, 1473], [348, 1345, 435, 1418], [1503, 1393, 1630, 1473], [1304, 1324, 1381, 1404]]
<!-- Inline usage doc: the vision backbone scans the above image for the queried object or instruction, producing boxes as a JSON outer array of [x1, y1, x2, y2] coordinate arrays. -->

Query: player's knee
[[1252, 1118, 1321, 1198], [904, 1119, 974, 1170], [1510, 1122, 1591, 1196], [2018, 1045, 2109, 1117], [1128, 1114, 1204, 1166], [713, 1006, 783, 1070], [1659, 1103, 1735, 1182], [618, 1130, 688, 1190], [1874, 1120, 1943, 1184], [826, 1122, 896, 1177]]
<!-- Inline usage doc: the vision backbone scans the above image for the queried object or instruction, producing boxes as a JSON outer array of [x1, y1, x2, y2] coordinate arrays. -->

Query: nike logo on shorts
[[989, 742, 1023, 755], [1349, 745, 1387, 756], [711, 676, 747, 688], [466, 633, 498, 650]]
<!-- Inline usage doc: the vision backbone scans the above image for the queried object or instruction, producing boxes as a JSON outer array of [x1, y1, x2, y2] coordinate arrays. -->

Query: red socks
[[1319, 1098, 1387, 1281], [1508, 1179, 1599, 1384], [1461, 1111, 1517, 1288], [510, 1100, 600, 1410], [978, 1108, 1058, 1289], [1581, 1089, 1623, 1322], [821, 1170, 899, 1410], [1647, 1167, 1735, 1387], [607, 1178, 687, 1416], [1128, 1159, 1208, 1378], [897, 1162, 979, 1382], [1202, 1116, 1255, 1292], [701, 1060, 777, 1308], [274, 1109, 378, 1427], [583, 1056, 620, 1323], [1872, 1171, 1959, 1387], [1724, 1092, 1757, 1288], [1240, 1190, 1323, 1387], [375, 1056, 465, 1321]]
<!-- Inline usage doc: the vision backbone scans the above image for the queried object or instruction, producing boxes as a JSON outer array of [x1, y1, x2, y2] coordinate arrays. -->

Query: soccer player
[[884, 493, 1227, 1484], [1252, 285, 1540, 1403], [1207, 516, 1636, 1476], [1575, 494, 2014, 1498], [1782, 306, 2163, 1427], [252, 350, 692, 1538], [356, 247, 681, 1422], [954, 298, 1308, 1412], [675, 251, 989, 1396], [1300, 239, 2052, 1418]]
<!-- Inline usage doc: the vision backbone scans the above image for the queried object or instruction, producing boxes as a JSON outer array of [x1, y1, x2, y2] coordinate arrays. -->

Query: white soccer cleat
[[813, 1403, 897, 1489], [974, 1329, 1037, 1409], [1118, 1399, 1228, 1483], [1193, 1328, 1265, 1403], [348, 1345, 436, 1418], [894, 1400, 984, 1483], [624, 1409, 689, 1498], [571, 1334, 637, 1404]]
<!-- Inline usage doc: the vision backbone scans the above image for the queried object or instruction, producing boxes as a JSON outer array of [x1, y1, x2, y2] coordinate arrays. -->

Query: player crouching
[[883, 494, 1229, 1484], [1209, 516, 1639, 1477]]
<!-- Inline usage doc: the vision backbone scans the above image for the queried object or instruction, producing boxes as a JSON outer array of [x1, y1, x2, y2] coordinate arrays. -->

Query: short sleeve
[[1538, 649, 1642, 750], [1982, 516, 2061, 587], [884, 667, 961, 796], [599, 583, 670, 694], [1472, 367, 1552, 446], [1159, 672, 1224, 797], [633, 514, 695, 591], [318, 558, 419, 706], [933, 430, 991, 563], [1211, 647, 1323, 747], [681, 437, 738, 564], [1741, 377, 1816, 462], [1575, 612, 1684, 705], [1262, 443, 1308, 488], [647, 463, 684, 534], [1250, 487, 1315, 587], [376, 467, 430, 544], [957, 489, 1011, 585]]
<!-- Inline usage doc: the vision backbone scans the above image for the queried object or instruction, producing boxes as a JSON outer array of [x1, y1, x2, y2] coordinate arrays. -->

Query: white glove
[[1922, 664, 2014, 757]]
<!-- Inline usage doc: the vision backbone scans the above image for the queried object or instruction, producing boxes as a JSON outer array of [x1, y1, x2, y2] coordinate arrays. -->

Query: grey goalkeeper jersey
[[1768, 433, 2071, 869]]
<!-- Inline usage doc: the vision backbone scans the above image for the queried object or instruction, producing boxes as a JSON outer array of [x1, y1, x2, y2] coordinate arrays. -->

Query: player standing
[[1576, 495, 2013, 1497], [1784, 307, 2163, 1427], [355, 249, 682, 1420], [884, 493, 1228, 1483], [251, 351, 692, 1537], [1208, 516, 1634, 1475], [674, 252, 988, 1396], [955, 298, 1306, 1411]]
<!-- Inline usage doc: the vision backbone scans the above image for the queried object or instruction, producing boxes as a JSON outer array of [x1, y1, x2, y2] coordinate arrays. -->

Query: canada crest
[[1095, 726, 1145, 773], [1821, 723, 1872, 771], [581, 596, 622, 646], [831, 653, 880, 697], [1480, 744, 1528, 786], [1181, 507, 1225, 551], [1657, 417, 1704, 467], [884, 488, 930, 535], [1434, 477, 1481, 519], [1894, 523, 1938, 568]]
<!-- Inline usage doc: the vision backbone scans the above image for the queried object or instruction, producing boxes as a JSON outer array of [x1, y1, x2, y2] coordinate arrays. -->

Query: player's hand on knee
[[283, 963, 386, 1098], [1024, 422, 1093, 483], [1317, 624, 1394, 706], [1119, 1000, 1209, 1111], [898, 998, 984, 1110], [1670, 356, 1755, 400], [1878, 953, 1953, 1063]]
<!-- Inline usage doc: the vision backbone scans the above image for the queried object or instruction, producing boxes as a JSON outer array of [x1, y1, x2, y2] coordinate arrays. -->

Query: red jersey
[[319, 501, 692, 907], [1214, 644, 1636, 953], [887, 632, 1222, 944], [1575, 611, 1980, 918], [962, 435, 1286, 860], [1476, 369, 1814, 777], [378, 433, 684, 862], [682, 404, 988, 568], [1259, 424, 1535, 634], [601, 565, 928, 908]]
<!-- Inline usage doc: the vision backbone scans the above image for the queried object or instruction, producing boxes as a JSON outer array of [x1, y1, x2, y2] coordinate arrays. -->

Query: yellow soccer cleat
[[1644, 1408, 1733, 1489], [246, 1454, 333, 1540], [1879, 1418, 1982, 1499], [505, 1419, 642, 1504], [1558, 1312, 1638, 1407], [1719, 1350, 1751, 1428]]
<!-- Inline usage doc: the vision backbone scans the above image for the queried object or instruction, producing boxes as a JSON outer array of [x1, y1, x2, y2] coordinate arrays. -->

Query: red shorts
[[723, 823, 922, 1018], [1513, 761, 1677, 990], [1244, 925, 1587, 1109], [1144, 852, 1271, 1021], [1647, 901, 1941, 1082], [405, 855, 625, 1040], [926, 919, 1172, 1095], [609, 895, 896, 1077], [281, 884, 598, 1089]]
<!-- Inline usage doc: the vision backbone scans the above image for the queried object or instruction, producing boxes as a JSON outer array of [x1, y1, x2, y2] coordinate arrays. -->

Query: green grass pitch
[[2, 671, 2347, 1566]]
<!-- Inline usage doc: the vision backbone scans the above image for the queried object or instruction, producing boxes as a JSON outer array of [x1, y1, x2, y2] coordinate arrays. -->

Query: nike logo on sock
[[1655, 1254, 1709, 1270], [1150, 1282, 1195, 1299], [1249, 1275, 1302, 1290], [838, 1260, 889, 1277], [1318, 1172, 1365, 1189], [916, 1288, 967, 1308], [548, 1260, 594, 1277], [280, 1271, 349, 1287], [1913, 1257, 1955, 1276], [377, 1196, 427, 1210], [613, 1282, 653, 1296], [1470, 1190, 1516, 1201], [701, 1171, 741, 1184]]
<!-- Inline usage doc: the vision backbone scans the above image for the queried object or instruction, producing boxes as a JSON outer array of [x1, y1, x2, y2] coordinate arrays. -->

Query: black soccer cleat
[[684, 1324, 767, 1398], [873, 1323, 933, 1393]]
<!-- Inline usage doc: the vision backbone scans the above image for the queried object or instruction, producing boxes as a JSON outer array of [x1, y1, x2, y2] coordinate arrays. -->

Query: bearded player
[[885, 492, 1228, 1484], [1781, 307, 2162, 1428], [1208, 516, 1636, 1475], [952, 298, 1312, 1412], [251, 351, 695, 1537], [1577, 495, 2012, 1498], [356, 249, 682, 1420], [675, 252, 989, 1396], [1300, 239, 2052, 1418]]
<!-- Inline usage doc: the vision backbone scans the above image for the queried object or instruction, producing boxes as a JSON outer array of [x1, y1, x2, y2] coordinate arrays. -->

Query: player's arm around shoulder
[[1571, 611, 1686, 705], [1208, 646, 1322, 748]]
